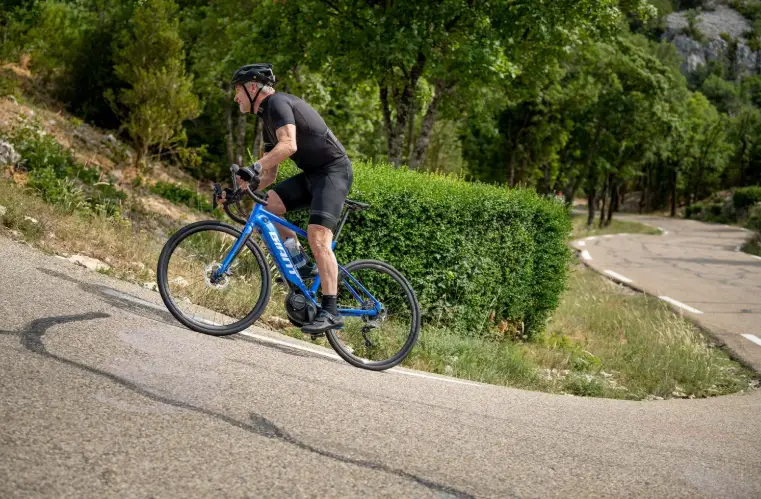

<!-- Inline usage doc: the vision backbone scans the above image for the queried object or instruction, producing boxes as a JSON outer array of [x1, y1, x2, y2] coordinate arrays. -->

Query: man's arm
[[258, 124, 297, 172], [235, 126, 294, 190], [258, 164, 279, 190]]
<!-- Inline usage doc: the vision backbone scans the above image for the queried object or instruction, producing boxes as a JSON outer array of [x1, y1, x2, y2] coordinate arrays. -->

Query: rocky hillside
[[662, 2, 760, 74], [0, 63, 208, 232]]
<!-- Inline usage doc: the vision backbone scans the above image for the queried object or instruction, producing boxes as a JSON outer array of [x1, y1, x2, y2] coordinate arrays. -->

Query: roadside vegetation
[[1, 113, 755, 399], [685, 186, 761, 256], [572, 214, 662, 239]]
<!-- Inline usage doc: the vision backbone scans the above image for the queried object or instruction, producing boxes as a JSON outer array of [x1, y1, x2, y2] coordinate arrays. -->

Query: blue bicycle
[[157, 165, 420, 371]]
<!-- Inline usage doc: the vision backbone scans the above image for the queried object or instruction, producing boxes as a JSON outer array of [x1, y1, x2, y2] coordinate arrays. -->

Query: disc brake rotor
[[204, 263, 230, 290]]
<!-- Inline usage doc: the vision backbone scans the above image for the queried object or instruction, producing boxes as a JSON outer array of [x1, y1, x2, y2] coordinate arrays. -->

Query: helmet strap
[[242, 82, 264, 115]]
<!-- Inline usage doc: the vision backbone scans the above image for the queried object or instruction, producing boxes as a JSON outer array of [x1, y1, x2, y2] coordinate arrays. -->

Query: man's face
[[233, 83, 251, 113]]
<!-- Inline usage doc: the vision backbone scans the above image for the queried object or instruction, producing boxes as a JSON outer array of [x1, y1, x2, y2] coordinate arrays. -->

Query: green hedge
[[275, 161, 571, 337], [733, 186, 761, 210]]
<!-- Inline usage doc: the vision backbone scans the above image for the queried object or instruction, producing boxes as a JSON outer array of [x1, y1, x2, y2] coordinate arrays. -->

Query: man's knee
[[267, 191, 287, 215], [307, 224, 333, 256]]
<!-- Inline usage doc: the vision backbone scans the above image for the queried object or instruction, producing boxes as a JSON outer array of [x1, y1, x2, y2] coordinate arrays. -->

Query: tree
[[267, 0, 638, 166], [110, 0, 199, 167]]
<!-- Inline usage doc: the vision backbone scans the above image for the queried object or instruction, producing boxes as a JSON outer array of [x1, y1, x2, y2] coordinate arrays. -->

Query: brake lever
[[212, 183, 223, 210]]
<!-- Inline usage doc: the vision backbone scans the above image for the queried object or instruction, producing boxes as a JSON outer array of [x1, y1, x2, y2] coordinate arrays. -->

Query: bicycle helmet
[[231, 63, 276, 114]]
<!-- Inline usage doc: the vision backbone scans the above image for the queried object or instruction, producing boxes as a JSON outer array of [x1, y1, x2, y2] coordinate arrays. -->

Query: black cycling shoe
[[301, 309, 343, 335]]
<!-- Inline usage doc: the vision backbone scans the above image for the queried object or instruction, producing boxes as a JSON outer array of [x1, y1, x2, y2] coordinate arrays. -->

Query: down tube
[[258, 218, 314, 296]]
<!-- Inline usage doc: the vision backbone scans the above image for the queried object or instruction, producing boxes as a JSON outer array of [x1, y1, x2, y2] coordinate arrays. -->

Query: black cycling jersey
[[259, 92, 347, 171]]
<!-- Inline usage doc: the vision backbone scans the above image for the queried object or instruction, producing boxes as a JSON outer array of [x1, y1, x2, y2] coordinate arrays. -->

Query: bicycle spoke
[[160, 224, 269, 334]]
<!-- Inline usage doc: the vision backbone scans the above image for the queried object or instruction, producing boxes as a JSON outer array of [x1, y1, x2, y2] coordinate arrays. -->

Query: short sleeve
[[268, 95, 296, 129]]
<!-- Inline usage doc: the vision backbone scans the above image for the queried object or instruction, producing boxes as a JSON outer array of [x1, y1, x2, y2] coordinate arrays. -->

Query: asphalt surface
[[2, 234, 761, 498], [573, 215, 761, 373]]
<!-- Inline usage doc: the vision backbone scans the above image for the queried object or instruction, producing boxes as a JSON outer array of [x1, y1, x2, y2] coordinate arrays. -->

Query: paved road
[[2, 235, 761, 498], [574, 215, 761, 372]]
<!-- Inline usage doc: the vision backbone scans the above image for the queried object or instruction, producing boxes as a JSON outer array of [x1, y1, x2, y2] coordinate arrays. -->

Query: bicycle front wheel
[[157, 221, 271, 336], [327, 259, 420, 371]]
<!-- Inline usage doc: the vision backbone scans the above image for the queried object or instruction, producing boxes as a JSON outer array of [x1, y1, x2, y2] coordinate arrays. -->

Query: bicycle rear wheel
[[326, 259, 420, 371], [157, 220, 271, 336]]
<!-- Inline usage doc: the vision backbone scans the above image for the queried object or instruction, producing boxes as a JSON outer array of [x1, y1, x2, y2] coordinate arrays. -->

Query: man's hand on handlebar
[[234, 162, 262, 190], [228, 162, 269, 206]]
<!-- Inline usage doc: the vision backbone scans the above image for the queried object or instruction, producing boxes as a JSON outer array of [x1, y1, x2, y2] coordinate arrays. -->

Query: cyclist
[[227, 63, 352, 334]]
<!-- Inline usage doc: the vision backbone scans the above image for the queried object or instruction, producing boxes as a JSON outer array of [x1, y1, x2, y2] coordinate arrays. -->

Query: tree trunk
[[585, 123, 603, 226], [606, 178, 617, 227], [379, 84, 393, 159], [640, 166, 648, 213], [252, 118, 262, 159], [670, 167, 678, 217], [409, 81, 452, 170], [508, 149, 515, 188], [387, 52, 426, 167], [587, 190, 596, 227], [564, 173, 581, 209], [236, 113, 247, 165], [224, 89, 235, 166], [404, 98, 416, 164], [598, 174, 609, 228]]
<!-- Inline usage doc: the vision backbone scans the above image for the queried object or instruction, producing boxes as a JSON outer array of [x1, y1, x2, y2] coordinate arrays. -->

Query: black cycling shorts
[[272, 157, 353, 231]]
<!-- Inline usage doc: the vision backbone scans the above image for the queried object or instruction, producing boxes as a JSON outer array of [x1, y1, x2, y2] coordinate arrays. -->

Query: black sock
[[321, 295, 337, 315]]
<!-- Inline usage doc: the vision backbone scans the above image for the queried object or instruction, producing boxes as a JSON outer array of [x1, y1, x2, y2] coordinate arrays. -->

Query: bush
[[5, 125, 124, 215], [733, 186, 761, 211], [0, 69, 21, 98], [685, 203, 703, 219], [150, 181, 213, 213], [89, 183, 127, 215], [27, 167, 89, 212], [276, 161, 572, 338], [6, 125, 99, 184]]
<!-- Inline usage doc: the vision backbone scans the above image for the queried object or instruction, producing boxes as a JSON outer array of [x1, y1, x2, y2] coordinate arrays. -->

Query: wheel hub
[[204, 263, 230, 289]]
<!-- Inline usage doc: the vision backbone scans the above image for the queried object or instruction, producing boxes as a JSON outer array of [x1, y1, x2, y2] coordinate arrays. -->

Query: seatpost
[[332, 208, 352, 242]]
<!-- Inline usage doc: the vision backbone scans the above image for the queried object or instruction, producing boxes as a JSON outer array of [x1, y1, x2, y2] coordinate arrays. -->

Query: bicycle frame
[[213, 202, 380, 318]]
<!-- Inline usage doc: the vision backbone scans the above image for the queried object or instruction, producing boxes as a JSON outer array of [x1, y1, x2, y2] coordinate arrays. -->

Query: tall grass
[[572, 215, 662, 239], [1, 179, 754, 399]]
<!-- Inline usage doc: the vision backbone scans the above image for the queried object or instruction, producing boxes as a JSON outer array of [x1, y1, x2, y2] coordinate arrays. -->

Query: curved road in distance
[[574, 214, 761, 372], [1, 234, 760, 498]]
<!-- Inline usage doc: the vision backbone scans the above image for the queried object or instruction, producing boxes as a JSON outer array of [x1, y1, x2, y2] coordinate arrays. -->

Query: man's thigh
[[271, 172, 311, 214], [307, 163, 352, 231]]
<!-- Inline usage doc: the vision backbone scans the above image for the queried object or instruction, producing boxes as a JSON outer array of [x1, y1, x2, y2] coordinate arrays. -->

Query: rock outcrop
[[663, 4, 760, 75]]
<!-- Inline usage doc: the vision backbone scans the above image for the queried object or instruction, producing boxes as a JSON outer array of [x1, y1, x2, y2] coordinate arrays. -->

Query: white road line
[[240, 331, 481, 386], [604, 270, 633, 283], [107, 288, 479, 387], [240, 331, 342, 360], [103, 289, 166, 311], [742, 334, 761, 347], [581, 250, 592, 261], [658, 296, 703, 315], [603, 235, 614, 239], [658, 227, 669, 235], [578, 241, 586, 247], [585, 236, 597, 241], [390, 369, 481, 386]]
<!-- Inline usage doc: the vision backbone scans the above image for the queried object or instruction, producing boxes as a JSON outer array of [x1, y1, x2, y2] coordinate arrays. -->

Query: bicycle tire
[[157, 220, 271, 336], [326, 259, 420, 371]]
